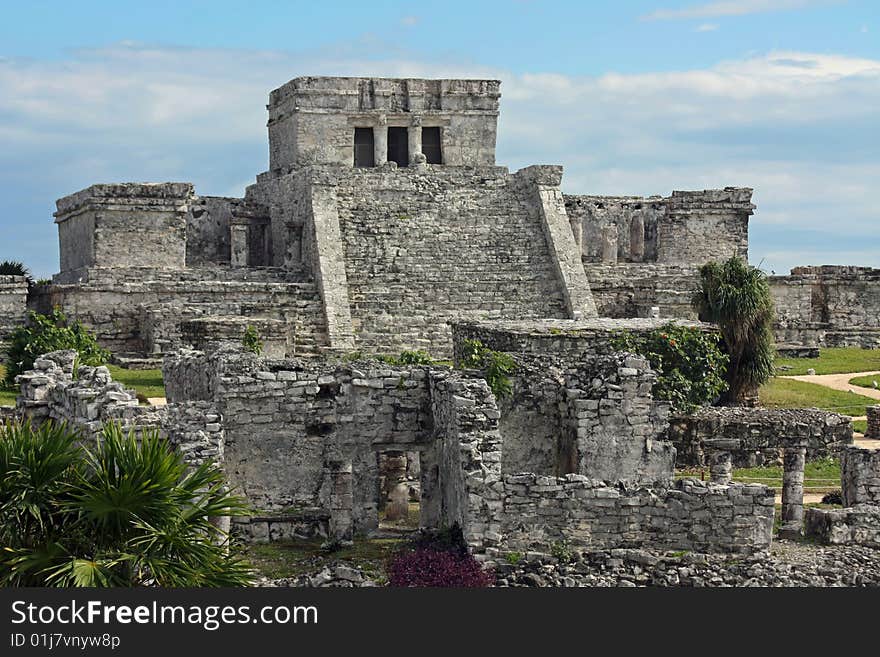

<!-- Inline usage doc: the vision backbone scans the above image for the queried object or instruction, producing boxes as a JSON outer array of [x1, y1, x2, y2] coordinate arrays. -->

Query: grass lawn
[[244, 537, 404, 582], [774, 347, 880, 375], [0, 365, 15, 407], [854, 420, 868, 434], [106, 365, 165, 399], [678, 458, 841, 493], [849, 373, 880, 392], [759, 377, 877, 416]]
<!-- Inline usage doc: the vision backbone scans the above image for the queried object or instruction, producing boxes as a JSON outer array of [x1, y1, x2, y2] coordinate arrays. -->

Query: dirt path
[[781, 370, 880, 401]]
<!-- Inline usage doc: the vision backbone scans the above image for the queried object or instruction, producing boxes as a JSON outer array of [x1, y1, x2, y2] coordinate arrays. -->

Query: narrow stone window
[[387, 127, 409, 167], [353, 127, 375, 167], [421, 127, 442, 164]]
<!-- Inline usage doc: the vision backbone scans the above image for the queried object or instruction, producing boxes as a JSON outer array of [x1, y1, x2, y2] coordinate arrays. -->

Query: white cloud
[[401, 16, 420, 27], [0, 43, 878, 277], [696, 23, 720, 31], [643, 0, 835, 21]]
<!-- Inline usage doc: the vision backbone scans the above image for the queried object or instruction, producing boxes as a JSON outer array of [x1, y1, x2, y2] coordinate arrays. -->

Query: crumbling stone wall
[[868, 406, 880, 440], [582, 263, 701, 319], [31, 268, 327, 358], [842, 446, 880, 506], [15, 350, 165, 440], [0, 275, 28, 346], [501, 475, 773, 554], [805, 446, 880, 548], [565, 188, 752, 266], [770, 266, 880, 348], [452, 317, 710, 364], [667, 407, 853, 468]]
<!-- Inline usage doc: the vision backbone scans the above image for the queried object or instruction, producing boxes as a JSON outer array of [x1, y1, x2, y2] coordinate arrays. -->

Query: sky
[[1, 0, 878, 277]]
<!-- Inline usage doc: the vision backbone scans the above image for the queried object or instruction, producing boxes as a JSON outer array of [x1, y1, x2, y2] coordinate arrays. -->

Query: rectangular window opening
[[387, 127, 409, 167], [353, 127, 375, 167], [422, 127, 442, 164]]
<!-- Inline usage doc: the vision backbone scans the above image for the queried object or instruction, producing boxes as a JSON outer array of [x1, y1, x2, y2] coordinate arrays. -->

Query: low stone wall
[[867, 406, 880, 440], [842, 446, 880, 506], [805, 506, 880, 549], [667, 407, 853, 467], [452, 317, 711, 364], [0, 275, 28, 346], [500, 474, 774, 554]]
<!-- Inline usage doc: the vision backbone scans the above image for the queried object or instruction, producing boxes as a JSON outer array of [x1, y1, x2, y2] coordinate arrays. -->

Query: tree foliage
[[4, 308, 110, 386], [0, 421, 254, 587], [0, 260, 32, 283], [458, 339, 516, 398], [242, 325, 263, 356], [693, 256, 775, 404], [611, 323, 728, 413]]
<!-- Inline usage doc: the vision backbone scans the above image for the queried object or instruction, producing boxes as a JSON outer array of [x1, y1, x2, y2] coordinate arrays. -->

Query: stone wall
[[15, 350, 165, 441], [804, 506, 880, 549], [565, 188, 752, 267], [667, 407, 853, 468], [868, 406, 880, 440], [842, 446, 880, 506], [501, 475, 773, 554], [582, 263, 701, 319], [54, 183, 193, 280], [452, 317, 711, 364], [0, 275, 28, 346], [770, 266, 880, 348], [161, 341, 772, 553], [804, 444, 880, 548], [31, 268, 327, 358]]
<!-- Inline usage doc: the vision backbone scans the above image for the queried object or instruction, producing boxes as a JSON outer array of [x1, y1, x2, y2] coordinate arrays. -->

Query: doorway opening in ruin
[[421, 127, 442, 164], [387, 127, 409, 167], [377, 450, 420, 532], [354, 127, 375, 167]]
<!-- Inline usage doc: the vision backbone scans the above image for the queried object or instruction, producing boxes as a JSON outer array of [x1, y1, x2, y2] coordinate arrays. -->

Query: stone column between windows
[[408, 123, 422, 165], [373, 124, 387, 166]]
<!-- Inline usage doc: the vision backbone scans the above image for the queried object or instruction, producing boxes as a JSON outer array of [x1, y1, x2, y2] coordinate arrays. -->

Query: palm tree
[[0, 420, 254, 587], [693, 256, 775, 405]]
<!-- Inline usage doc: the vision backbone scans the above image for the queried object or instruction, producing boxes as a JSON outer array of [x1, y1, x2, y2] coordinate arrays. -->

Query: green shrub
[[611, 323, 728, 413], [457, 339, 516, 398], [0, 421, 253, 587], [242, 324, 263, 355], [376, 350, 435, 366], [4, 308, 110, 386]]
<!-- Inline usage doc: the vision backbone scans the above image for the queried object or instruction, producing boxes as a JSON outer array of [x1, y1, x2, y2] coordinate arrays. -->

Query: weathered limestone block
[[842, 446, 880, 507], [805, 505, 880, 549], [867, 406, 880, 440]]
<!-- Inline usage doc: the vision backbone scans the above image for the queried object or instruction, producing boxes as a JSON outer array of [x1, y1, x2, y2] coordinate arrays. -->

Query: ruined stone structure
[[13, 319, 775, 555], [0, 275, 28, 347], [28, 76, 764, 362], [806, 445, 880, 549], [770, 266, 880, 349], [667, 407, 853, 468]]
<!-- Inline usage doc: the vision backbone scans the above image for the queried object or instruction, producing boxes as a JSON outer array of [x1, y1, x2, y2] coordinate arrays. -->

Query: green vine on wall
[[458, 339, 516, 399]]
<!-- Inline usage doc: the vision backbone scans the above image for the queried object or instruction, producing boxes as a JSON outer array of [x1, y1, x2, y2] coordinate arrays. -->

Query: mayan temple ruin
[[3, 75, 880, 587]]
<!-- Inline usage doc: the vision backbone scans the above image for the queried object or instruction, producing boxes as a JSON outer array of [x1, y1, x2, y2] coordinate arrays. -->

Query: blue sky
[[1, 0, 878, 277]]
